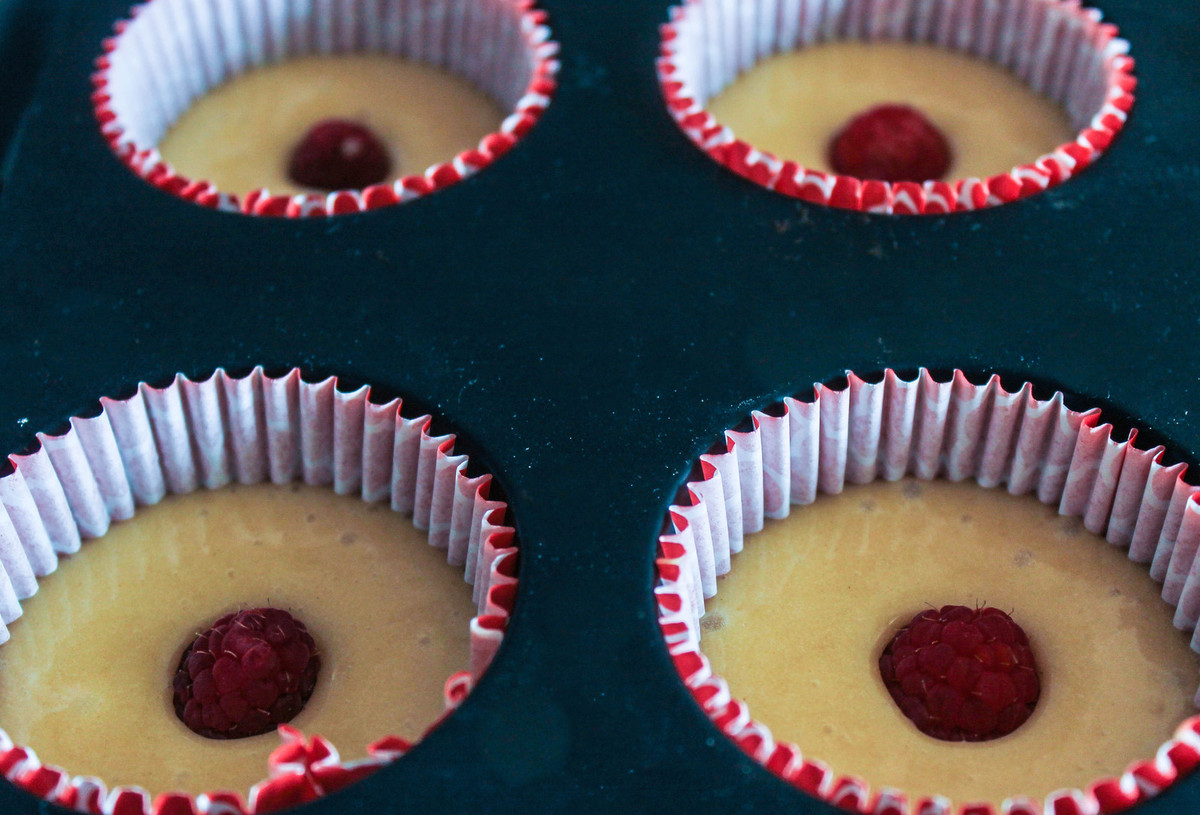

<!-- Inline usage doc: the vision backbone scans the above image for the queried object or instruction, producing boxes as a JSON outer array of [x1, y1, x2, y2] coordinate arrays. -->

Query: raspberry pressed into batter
[[878, 605, 1040, 742], [827, 104, 952, 183], [287, 119, 392, 191], [172, 608, 321, 740]]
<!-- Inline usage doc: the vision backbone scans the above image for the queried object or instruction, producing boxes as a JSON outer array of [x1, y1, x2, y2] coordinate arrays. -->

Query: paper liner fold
[[658, 0, 1135, 213], [92, 0, 559, 217], [0, 726, 413, 815], [0, 366, 518, 813], [656, 369, 1200, 815]]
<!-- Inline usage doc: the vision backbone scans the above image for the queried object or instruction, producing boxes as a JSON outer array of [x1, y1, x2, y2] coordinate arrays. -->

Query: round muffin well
[[658, 0, 1135, 213], [656, 369, 1200, 815], [93, 0, 559, 216]]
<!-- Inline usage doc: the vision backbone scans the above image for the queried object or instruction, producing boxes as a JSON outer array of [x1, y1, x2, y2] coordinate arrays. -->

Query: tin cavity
[[656, 370, 1200, 814], [658, 0, 1134, 212], [94, 0, 557, 214]]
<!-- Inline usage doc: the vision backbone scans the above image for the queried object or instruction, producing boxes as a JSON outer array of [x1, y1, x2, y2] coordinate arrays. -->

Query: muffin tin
[[1, 0, 1199, 813]]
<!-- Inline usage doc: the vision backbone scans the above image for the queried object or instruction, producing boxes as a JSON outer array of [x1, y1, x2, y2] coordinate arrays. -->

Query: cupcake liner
[[656, 369, 1200, 815], [245, 727, 411, 814], [91, 0, 560, 217], [657, 0, 1134, 213], [0, 366, 518, 814]]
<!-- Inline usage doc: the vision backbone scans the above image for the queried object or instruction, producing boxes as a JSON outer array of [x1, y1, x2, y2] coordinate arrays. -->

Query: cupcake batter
[[707, 42, 1076, 180], [700, 479, 1200, 804], [0, 482, 475, 796], [157, 55, 506, 196]]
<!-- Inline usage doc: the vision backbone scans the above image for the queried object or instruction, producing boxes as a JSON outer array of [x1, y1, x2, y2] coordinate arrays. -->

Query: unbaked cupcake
[[0, 367, 518, 814], [92, 0, 559, 216], [657, 369, 1200, 815], [658, 0, 1134, 212]]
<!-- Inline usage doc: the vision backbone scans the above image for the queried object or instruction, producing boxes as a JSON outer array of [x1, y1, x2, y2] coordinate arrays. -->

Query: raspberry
[[827, 104, 952, 183], [287, 119, 392, 191], [878, 605, 1040, 742], [173, 608, 320, 740]]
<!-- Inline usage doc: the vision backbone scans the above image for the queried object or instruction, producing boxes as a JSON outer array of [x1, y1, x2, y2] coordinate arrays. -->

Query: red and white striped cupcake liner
[[656, 369, 1200, 815], [92, 0, 559, 217], [0, 366, 518, 814], [658, 0, 1135, 213]]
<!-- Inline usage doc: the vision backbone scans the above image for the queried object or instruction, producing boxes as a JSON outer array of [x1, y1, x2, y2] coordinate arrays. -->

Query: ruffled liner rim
[[0, 366, 518, 814], [655, 369, 1200, 815], [657, 0, 1136, 214], [90, 0, 560, 218]]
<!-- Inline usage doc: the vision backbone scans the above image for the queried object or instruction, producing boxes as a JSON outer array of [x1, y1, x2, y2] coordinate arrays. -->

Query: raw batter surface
[[158, 55, 505, 196], [0, 482, 475, 796], [701, 479, 1199, 804], [708, 42, 1075, 180]]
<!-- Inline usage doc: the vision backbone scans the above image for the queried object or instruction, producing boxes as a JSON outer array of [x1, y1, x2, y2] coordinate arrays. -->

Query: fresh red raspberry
[[827, 104, 952, 183], [173, 608, 320, 740], [878, 605, 1040, 742], [287, 119, 392, 191]]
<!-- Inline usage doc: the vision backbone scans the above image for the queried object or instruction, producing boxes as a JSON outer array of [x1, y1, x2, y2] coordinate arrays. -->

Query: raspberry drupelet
[[173, 608, 321, 740], [878, 605, 1040, 742]]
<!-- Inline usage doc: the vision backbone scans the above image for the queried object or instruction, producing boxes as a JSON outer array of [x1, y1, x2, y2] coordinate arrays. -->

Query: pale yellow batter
[[708, 42, 1076, 180], [0, 482, 475, 796], [701, 479, 1199, 804], [158, 55, 506, 196]]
